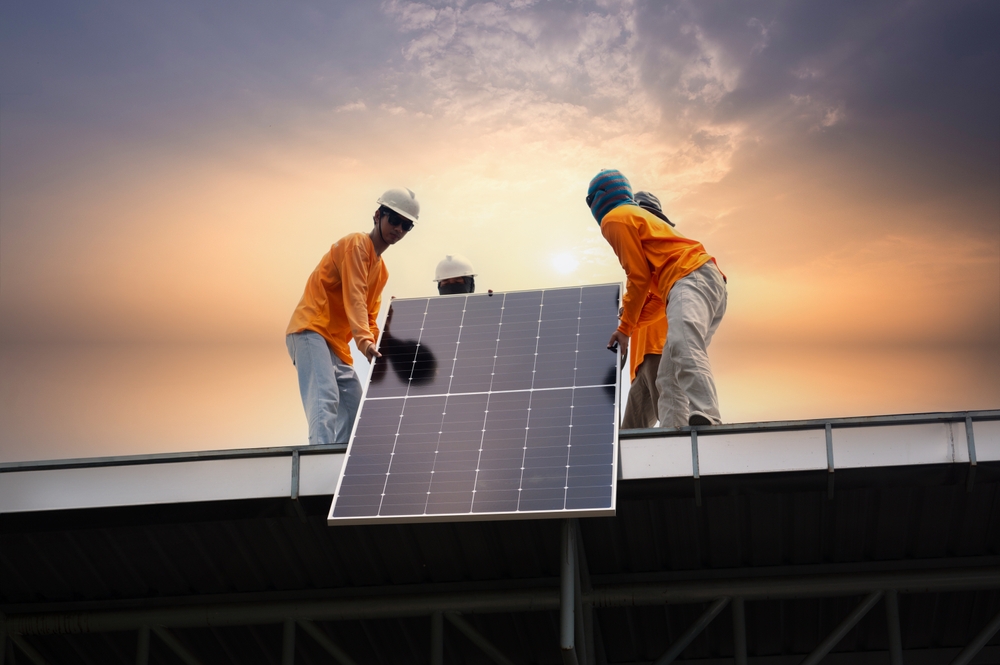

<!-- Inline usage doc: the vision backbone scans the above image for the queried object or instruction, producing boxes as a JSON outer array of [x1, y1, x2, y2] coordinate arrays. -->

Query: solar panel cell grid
[[330, 284, 621, 524]]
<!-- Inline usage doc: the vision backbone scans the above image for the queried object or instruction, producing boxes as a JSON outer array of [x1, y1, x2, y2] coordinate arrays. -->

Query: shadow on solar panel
[[328, 284, 622, 525], [370, 331, 439, 386]]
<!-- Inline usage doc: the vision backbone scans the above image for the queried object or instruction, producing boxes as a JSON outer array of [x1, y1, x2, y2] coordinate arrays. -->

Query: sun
[[551, 252, 579, 274]]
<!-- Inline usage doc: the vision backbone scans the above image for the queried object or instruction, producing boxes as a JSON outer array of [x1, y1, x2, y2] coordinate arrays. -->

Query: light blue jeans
[[286, 331, 362, 445]]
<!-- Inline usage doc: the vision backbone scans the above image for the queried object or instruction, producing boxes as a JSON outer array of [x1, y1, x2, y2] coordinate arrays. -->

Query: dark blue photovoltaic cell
[[333, 398, 404, 518], [405, 297, 465, 397], [380, 395, 447, 516], [490, 290, 543, 392], [564, 386, 616, 509], [533, 288, 585, 389], [449, 295, 503, 394], [517, 388, 574, 512], [331, 285, 620, 524], [472, 390, 530, 514], [425, 392, 489, 515], [575, 284, 620, 387]]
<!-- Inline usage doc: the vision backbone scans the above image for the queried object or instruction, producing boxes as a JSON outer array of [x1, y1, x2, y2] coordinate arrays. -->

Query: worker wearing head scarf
[[589, 170, 727, 427], [619, 191, 672, 429]]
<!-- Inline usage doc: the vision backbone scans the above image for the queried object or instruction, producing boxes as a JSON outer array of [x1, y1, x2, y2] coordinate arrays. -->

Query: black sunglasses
[[586, 189, 604, 207], [385, 213, 414, 232]]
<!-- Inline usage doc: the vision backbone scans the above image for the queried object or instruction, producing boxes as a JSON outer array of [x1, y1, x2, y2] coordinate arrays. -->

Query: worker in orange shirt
[[620, 191, 673, 429], [621, 302, 668, 429], [286, 188, 420, 444], [589, 170, 727, 427]]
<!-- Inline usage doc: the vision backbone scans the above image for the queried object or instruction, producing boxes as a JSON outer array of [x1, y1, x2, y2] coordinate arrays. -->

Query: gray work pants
[[622, 354, 661, 429], [656, 262, 727, 427]]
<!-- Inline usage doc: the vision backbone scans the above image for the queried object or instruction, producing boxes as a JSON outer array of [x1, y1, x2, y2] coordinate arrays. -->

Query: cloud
[[819, 104, 845, 128], [382, 0, 652, 126], [335, 101, 367, 112], [377, 0, 755, 203]]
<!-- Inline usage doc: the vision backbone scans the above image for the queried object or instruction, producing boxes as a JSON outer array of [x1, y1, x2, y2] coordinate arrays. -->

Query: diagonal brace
[[799, 591, 882, 665], [151, 626, 205, 665], [8, 633, 51, 665], [445, 613, 517, 665], [950, 607, 1000, 665], [298, 620, 360, 665], [654, 597, 730, 665]]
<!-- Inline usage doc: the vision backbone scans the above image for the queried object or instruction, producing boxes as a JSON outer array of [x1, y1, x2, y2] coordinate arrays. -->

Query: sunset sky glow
[[1, 0, 997, 461]]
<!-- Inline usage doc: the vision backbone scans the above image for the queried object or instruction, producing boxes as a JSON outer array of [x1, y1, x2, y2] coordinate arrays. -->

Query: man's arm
[[366, 286, 383, 361], [341, 238, 381, 360], [602, 219, 652, 336]]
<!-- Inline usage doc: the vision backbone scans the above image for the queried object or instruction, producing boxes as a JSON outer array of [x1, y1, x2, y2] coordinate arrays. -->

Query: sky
[[1, 0, 997, 462]]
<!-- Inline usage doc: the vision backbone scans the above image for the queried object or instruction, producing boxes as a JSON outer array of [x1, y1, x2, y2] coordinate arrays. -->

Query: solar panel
[[328, 284, 621, 525]]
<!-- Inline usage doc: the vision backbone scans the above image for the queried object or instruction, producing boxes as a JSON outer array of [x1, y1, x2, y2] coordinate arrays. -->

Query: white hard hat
[[434, 254, 476, 282], [377, 188, 420, 222]]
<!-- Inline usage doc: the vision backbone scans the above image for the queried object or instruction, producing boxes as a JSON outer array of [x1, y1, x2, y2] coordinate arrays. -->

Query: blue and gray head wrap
[[587, 169, 634, 225]]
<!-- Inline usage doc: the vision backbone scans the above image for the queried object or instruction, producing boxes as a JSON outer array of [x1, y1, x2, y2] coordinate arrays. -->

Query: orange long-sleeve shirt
[[601, 204, 714, 337], [286, 233, 388, 365], [629, 302, 668, 381]]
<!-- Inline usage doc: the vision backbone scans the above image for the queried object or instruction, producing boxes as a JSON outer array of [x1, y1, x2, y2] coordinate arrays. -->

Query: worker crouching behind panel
[[434, 254, 476, 295]]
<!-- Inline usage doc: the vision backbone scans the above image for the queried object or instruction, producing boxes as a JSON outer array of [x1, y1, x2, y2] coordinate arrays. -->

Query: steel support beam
[[653, 597, 729, 665], [691, 430, 702, 507], [732, 597, 747, 665], [151, 626, 204, 665], [950, 608, 1000, 665], [8, 634, 50, 665], [576, 524, 597, 665], [885, 590, 902, 665], [561, 520, 579, 665], [297, 620, 359, 665], [290, 451, 300, 500], [431, 611, 443, 665], [289, 451, 307, 522], [966, 415, 978, 492], [444, 613, 517, 665], [136, 625, 150, 665], [572, 522, 589, 665], [7, 589, 560, 634], [799, 591, 882, 665], [281, 619, 295, 665], [825, 423, 835, 500], [5, 567, 997, 635], [589, 567, 999, 608]]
